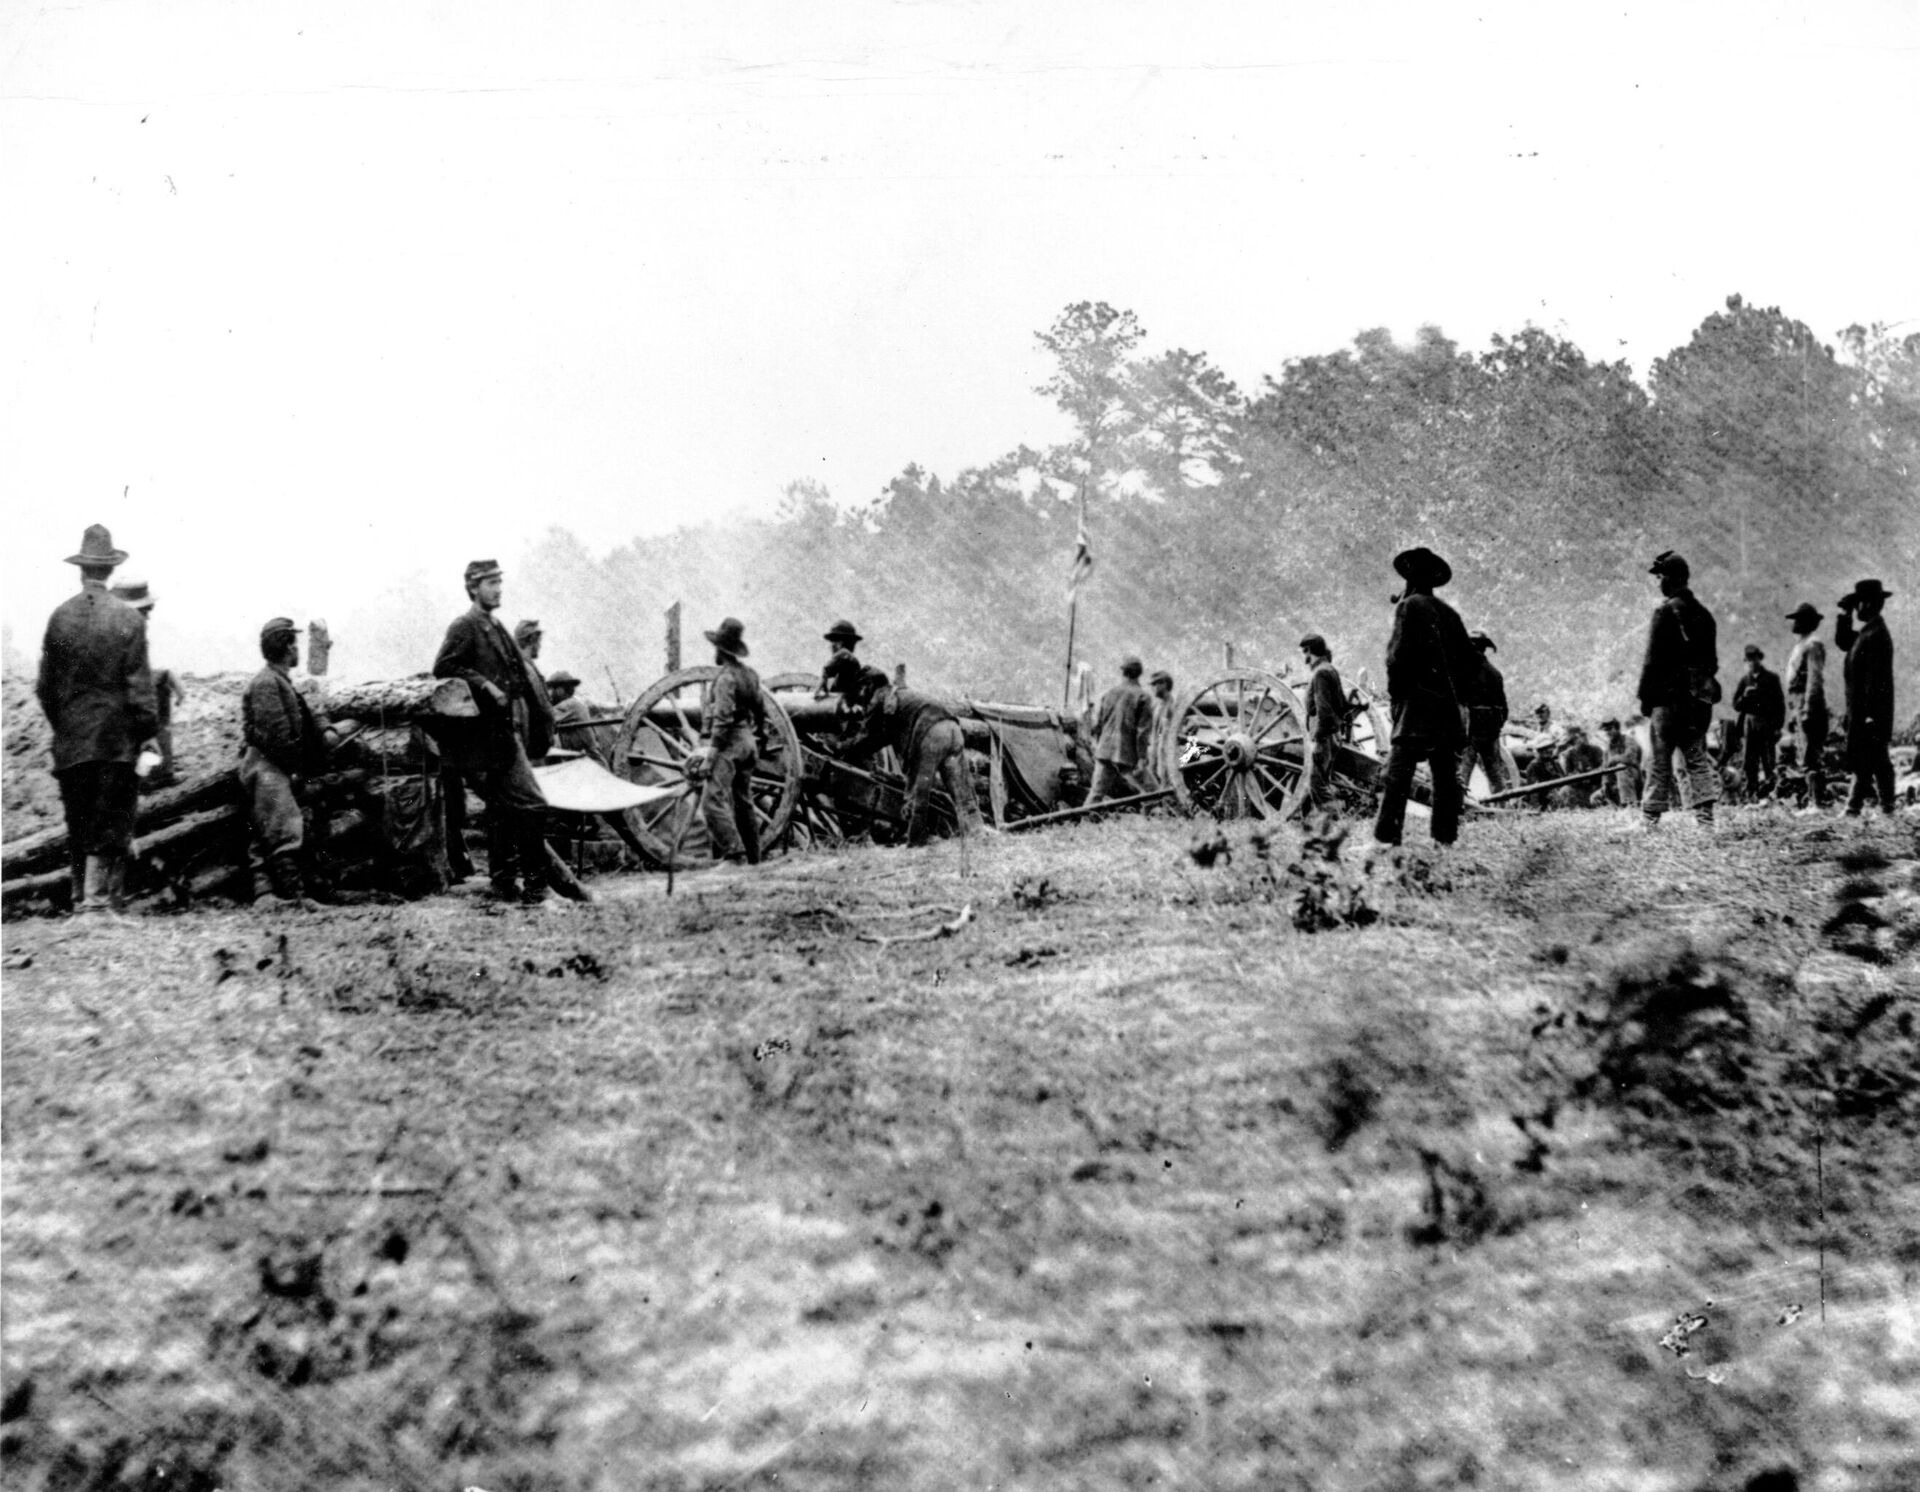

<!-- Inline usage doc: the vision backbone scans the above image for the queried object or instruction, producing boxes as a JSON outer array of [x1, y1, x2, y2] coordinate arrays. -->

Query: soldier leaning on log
[[35, 524, 160, 916], [1835, 578, 1897, 816], [433, 559, 563, 905], [1636, 550, 1721, 829], [241, 617, 331, 908], [834, 664, 983, 846], [1372, 546, 1474, 849]]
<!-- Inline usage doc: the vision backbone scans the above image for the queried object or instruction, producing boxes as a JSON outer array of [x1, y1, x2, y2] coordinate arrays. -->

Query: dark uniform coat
[[434, 605, 555, 758], [1385, 593, 1475, 745], [36, 581, 159, 771], [1636, 589, 1719, 720], [1092, 679, 1154, 768], [1304, 660, 1346, 741], [242, 667, 330, 776], [842, 686, 953, 771], [1837, 613, 1895, 743], [1732, 666, 1786, 734]]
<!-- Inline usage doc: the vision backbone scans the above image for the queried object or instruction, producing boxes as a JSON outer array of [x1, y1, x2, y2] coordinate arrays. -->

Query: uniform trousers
[[1800, 700, 1830, 803], [56, 762, 138, 857], [1374, 730, 1464, 846], [903, 719, 980, 845], [702, 736, 761, 864], [239, 747, 306, 857], [1741, 725, 1780, 798], [1845, 727, 1896, 813], [1304, 732, 1340, 813], [442, 724, 551, 890], [1643, 705, 1718, 819], [1087, 758, 1147, 804], [1456, 734, 1512, 795]]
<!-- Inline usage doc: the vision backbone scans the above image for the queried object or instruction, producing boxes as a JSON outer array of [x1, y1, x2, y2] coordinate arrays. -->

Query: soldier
[[1783, 602, 1830, 808], [1086, 656, 1154, 803], [1556, 725, 1604, 807], [691, 617, 766, 864], [1298, 635, 1345, 814], [240, 618, 332, 908], [817, 619, 864, 698], [1456, 629, 1512, 796], [837, 665, 981, 846], [1146, 669, 1176, 787], [1373, 547, 1474, 848], [1835, 579, 1897, 815], [109, 575, 185, 785], [433, 560, 566, 904], [1595, 717, 1644, 806], [1732, 644, 1786, 801], [36, 524, 159, 915], [1637, 550, 1720, 829], [514, 618, 543, 662]]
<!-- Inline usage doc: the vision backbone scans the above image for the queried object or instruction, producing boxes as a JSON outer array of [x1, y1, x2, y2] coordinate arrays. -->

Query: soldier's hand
[[480, 680, 509, 708]]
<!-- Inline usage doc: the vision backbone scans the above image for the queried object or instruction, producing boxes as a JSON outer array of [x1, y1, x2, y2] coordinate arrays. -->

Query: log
[[2, 767, 241, 881], [325, 676, 477, 720], [2, 866, 72, 913]]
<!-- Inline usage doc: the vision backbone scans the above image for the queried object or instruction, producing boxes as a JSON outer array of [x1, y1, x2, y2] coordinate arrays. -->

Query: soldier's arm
[[124, 618, 160, 743], [1834, 610, 1857, 653], [35, 623, 58, 720], [702, 670, 736, 744]]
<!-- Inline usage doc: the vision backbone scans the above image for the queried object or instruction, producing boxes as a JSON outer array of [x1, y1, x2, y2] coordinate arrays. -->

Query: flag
[[1066, 519, 1093, 600]]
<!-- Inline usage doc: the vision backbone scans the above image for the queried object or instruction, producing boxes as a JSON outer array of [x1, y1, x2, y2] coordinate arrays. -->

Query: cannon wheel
[[614, 666, 804, 868], [1162, 668, 1309, 821]]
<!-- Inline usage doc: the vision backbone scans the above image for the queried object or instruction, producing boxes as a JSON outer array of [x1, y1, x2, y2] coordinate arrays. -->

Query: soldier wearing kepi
[[1373, 546, 1474, 849], [1456, 629, 1512, 797], [36, 524, 160, 915], [1834, 578, 1897, 816], [1637, 550, 1720, 829], [433, 560, 565, 904], [1086, 656, 1155, 804], [1783, 602, 1831, 808], [1732, 644, 1786, 801], [241, 619, 331, 908], [1298, 634, 1345, 814], [693, 617, 767, 865], [836, 665, 982, 846]]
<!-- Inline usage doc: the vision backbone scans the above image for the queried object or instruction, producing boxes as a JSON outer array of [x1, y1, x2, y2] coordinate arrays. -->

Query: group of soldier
[[1289, 544, 1900, 852], [28, 521, 1904, 916]]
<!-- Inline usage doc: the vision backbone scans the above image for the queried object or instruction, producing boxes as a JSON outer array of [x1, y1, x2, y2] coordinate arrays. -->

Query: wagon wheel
[[762, 671, 854, 848], [615, 666, 803, 868], [1162, 669, 1309, 821]]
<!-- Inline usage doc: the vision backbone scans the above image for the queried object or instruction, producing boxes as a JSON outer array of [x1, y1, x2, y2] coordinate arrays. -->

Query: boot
[[266, 853, 317, 910], [75, 855, 110, 916], [104, 854, 129, 911], [68, 857, 86, 915], [1693, 802, 1716, 828]]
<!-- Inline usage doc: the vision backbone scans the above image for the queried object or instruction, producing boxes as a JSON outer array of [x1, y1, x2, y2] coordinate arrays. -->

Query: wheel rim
[[1163, 669, 1308, 821], [614, 666, 803, 868]]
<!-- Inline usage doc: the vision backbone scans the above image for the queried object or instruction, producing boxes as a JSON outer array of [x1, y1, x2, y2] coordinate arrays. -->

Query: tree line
[[359, 295, 1917, 725]]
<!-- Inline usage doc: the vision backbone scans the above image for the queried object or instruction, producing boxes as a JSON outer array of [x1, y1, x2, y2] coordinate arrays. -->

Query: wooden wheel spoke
[[668, 695, 701, 751], [1254, 709, 1297, 745]]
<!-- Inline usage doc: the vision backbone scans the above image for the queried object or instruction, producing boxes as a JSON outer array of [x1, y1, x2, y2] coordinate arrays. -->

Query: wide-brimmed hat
[[1785, 602, 1823, 628], [1744, 644, 1764, 661], [1149, 669, 1173, 687], [704, 617, 749, 658], [1392, 546, 1452, 588], [823, 619, 863, 645], [65, 524, 128, 568], [1649, 549, 1690, 581], [546, 669, 581, 689], [1467, 629, 1496, 652], [260, 616, 302, 643], [1847, 578, 1892, 605], [463, 559, 503, 587], [110, 575, 156, 612]]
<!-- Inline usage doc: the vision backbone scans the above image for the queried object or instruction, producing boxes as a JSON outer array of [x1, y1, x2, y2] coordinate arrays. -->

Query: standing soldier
[[433, 560, 565, 904], [1835, 579, 1897, 815], [836, 665, 981, 845], [241, 619, 331, 908], [1636, 550, 1720, 829], [1457, 629, 1512, 797], [1783, 602, 1830, 808], [1298, 635, 1345, 814], [1373, 547, 1474, 848], [1086, 656, 1154, 803], [1595, 717, 1645, 807], [1146, 669, 1176, 787], [1732, 644, 1786, 801], [510, 619, 553, 759], [691, 617, 766, 865], [109, 574, 185, 785], [36, 524, 159, 915]]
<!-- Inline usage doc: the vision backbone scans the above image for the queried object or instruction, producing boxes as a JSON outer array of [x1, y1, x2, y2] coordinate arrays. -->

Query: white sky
[[4, 0, 1918, 673]]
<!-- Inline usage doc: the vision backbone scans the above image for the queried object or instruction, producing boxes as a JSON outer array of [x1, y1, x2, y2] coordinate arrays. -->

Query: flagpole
[[1063, 589, 1079, 709], [1063, 475, 1090, 709]]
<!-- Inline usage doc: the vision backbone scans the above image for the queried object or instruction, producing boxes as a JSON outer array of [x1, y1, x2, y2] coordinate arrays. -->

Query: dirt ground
[[3, 802, 1918, 1491]]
